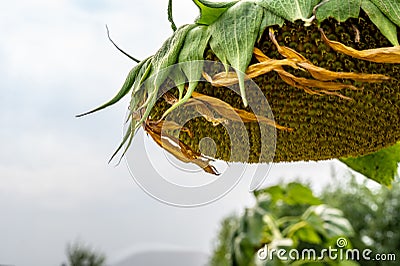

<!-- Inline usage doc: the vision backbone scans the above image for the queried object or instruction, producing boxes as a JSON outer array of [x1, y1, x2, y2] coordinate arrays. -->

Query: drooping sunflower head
[[78, 0, 400, 185]]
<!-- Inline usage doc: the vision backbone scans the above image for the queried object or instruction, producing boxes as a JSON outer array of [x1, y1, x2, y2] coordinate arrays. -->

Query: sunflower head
[[78, 0, 400, 185]]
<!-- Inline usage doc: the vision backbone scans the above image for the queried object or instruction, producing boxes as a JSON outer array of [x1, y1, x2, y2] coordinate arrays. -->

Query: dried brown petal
[[269, 29, 391, 82], [319, 28, 400, 63], [145, 120, 219, 175], [297, 62, 390, 82], [192, 92, 293, 131], [148, 119, 193, 138]]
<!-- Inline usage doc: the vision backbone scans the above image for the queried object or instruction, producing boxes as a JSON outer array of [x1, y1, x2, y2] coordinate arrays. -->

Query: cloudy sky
[[0, 1, 360, 265]]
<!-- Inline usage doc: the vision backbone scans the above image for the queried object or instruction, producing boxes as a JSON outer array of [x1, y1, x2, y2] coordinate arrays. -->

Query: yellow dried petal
[[192, 92, 292, 131], [297, 62, 390, 82], [145, 121, 218, 175], [320, 28, 400, 63]]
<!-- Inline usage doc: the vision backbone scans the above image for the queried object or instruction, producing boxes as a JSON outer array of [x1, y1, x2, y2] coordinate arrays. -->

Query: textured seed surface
[[150, 12, 400, 163]]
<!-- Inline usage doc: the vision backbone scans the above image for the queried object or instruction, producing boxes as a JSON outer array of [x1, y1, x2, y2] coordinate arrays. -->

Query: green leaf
[[256, 182, 321, 206], [286, 183, 322, 205], [369, 0, 400, 27], [316, 0, 362, 23], [362, 0, 399, 46], [296, 226, 322, 244], [209, 1, 263, 106], [257, 0, 319, 24], [243, 209, 265, 245], [340, 142, 400, 186], [303, 205, 354, 238], [338, 261, 360, 266], [193, 0, 238, 25]]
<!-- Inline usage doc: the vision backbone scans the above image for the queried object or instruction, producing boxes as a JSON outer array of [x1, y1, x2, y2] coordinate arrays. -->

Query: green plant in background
[[61, 242, 106, 266], [211, 177, 400, 265], [322, 176, 400, 265], [78, 0, 400, 185], [210, 182, 355, 265]]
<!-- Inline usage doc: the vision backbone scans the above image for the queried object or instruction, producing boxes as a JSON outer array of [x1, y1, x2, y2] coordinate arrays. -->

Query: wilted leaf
[[161, 25, 212, 118], [257, 0, 319, 25], [178, 25, 211, 98], [139, 24, 196, 127], [316, 0, 362, 22], [320, 28, 400, 63], [209, 1, 263, 106]]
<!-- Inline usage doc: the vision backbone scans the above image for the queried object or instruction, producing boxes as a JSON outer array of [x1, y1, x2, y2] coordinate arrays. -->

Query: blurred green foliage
[[322, 176, 400, 265], [210, 182, 355, 265], [61, 241, 106, 266], [211, 177, 400, 265]]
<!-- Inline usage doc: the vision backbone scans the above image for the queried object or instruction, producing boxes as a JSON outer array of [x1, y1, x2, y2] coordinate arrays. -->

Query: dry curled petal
[[148, 119, 193, 138], [191, 92, 293, 132], [319, 28, 400, 64], [269, 29, 391, 82], [145, 120, 219, 175], [297, 62, 390, 82]]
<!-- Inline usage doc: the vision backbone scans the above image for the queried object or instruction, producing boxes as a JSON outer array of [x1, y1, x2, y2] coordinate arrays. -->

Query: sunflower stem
[[168, 0, 177, 32], [105, 25, 140, 63]]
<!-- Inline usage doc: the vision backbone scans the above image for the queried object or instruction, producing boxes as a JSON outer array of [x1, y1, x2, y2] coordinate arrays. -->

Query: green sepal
[[316, 0, 362, 23], [162, 25, 211, 117], [136, 24, 196, 127], [257, 0, 319, 25], [209, 1, 263, 107], [193, 0, 238, 25]]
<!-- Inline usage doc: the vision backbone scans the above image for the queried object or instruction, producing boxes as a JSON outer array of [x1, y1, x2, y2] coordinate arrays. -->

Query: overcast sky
[[0, 1, 363, 265]]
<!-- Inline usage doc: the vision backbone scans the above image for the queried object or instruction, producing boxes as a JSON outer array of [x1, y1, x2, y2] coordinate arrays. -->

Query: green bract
[[78, 0, 400, 185]]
